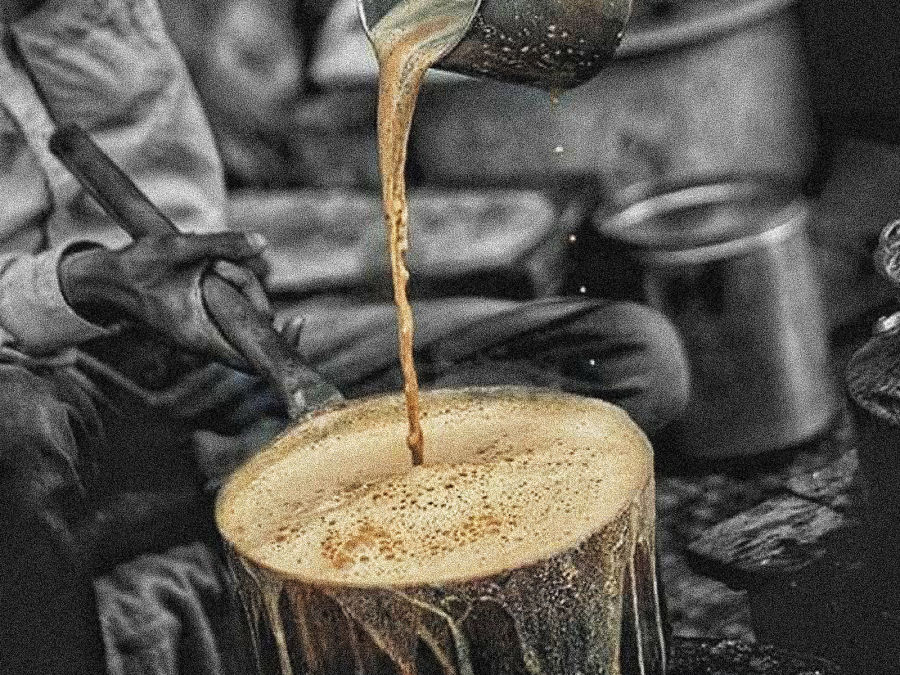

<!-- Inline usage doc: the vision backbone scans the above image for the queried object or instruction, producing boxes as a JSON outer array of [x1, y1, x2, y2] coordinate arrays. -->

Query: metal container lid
[[593, 178, 808, 265]]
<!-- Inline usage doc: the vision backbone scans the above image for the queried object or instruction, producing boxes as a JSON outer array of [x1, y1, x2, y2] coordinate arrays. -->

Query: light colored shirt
[[0, 0, 225, 356]]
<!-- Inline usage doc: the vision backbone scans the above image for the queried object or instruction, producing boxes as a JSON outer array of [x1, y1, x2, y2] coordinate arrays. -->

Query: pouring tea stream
[[364, 0, 633, 464]]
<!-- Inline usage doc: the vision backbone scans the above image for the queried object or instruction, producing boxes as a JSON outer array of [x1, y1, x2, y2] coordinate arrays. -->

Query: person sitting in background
[[0, 0, 690, 673]]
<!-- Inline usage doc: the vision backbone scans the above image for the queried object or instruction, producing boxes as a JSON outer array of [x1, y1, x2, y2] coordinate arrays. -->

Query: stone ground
[[658, 470, 759, 642], [657, 317, 871, 644], [638, 136, 900, 650]]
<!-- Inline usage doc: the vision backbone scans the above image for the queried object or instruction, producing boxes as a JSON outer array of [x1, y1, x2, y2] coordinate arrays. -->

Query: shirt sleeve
[[0, 243, 115, 354], [13, 0, 228, 236]]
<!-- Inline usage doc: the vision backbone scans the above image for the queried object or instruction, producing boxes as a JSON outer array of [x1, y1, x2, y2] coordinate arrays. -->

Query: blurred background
[[155, 0, 900, 667], [157, 0, 900, 326]]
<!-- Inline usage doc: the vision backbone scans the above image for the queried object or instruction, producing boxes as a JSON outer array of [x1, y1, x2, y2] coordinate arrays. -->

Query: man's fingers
[[153, 363, 257, 419], [243, 252, 271, 282], [170, 232, 268, 264], [276, 313, 306, 351], [212, 260, 274, 319]]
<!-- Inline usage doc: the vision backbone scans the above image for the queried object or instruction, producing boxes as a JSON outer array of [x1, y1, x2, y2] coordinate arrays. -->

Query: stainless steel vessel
[[596, 178, 837, 457], [358, 0, 633, 90]]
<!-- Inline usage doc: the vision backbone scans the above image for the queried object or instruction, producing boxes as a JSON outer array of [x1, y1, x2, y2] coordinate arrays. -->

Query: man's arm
[[0, 0, 239, 357], [0, 245, 115, 354]]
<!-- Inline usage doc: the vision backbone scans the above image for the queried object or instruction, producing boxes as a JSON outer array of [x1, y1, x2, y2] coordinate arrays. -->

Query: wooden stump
[[217, 388, 667, 675]]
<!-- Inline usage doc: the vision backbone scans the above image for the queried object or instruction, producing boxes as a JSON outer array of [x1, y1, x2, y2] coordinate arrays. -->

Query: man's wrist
[[58, 246, 130, 325]]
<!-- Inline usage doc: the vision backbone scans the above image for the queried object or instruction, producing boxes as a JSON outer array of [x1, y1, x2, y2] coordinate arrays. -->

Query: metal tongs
[[49, 123, 343, 420]]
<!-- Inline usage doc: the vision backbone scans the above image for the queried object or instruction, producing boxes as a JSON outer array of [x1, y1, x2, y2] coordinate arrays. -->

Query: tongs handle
[[49, 124, 343, 419], [51, 126, 174, 240]]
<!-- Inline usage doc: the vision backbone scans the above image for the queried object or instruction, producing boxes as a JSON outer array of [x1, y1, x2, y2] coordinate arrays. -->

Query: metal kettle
[[358, 0, 633, 90]]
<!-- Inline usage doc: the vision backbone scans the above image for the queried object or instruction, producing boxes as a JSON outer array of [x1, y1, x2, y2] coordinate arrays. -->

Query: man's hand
[[58, 231, 272, 366]]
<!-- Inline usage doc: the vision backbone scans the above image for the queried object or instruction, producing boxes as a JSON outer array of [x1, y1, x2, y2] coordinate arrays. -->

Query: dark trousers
[[0, 364, 110, 673], [0, 359, 227, 675]]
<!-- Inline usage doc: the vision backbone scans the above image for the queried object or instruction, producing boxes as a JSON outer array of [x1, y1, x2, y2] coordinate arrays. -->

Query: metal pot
[[217, 386, 668, 675], [357, 0, 632, 90], [595, 178, 837, 457]]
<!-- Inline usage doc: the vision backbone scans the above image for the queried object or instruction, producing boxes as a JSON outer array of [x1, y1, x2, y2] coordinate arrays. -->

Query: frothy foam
[[217, 389, 652, 587]]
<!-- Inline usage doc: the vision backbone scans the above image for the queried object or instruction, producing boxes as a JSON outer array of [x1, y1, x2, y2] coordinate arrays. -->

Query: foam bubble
[[217, 389, 651, 587]]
